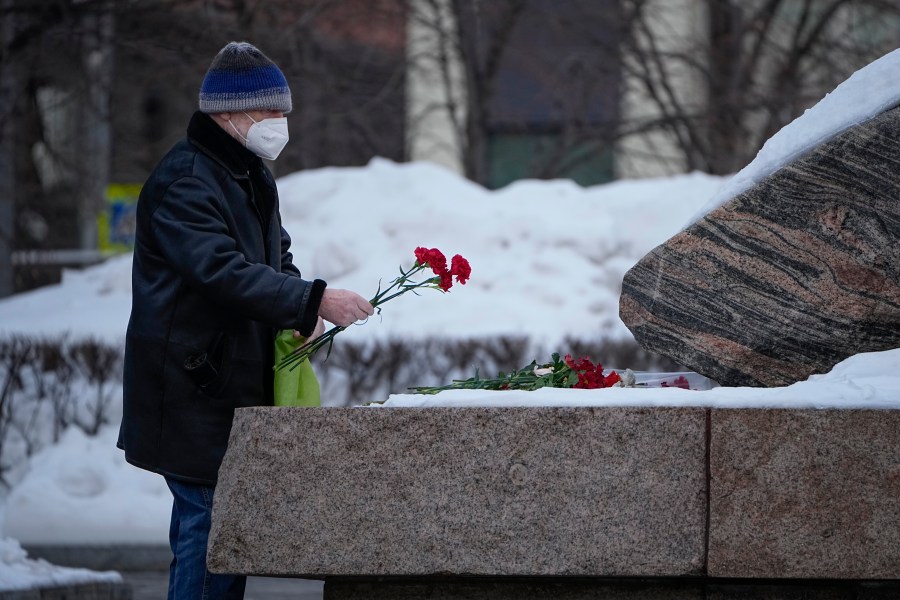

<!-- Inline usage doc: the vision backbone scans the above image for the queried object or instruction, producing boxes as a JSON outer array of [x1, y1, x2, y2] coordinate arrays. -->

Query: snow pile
[[0, 163, 724, 347], [3, 427, 170, 546], [380, 348, 900, 408], [0, 537, 121, 591]]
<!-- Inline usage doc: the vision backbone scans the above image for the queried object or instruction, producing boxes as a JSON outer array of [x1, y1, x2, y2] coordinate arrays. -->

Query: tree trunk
[[0, 0, 16, 297], [77, 6, 114, 251], [705, 0, 748, 175], [450, 0, 489, 186]]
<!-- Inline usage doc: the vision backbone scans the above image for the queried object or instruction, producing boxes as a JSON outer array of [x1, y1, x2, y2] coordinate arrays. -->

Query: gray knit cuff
[[199, 87, 292, 114]]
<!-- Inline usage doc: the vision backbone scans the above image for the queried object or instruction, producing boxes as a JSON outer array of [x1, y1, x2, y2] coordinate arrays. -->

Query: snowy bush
[[0, 336, 123, 490], [0, 333, 678, 489]]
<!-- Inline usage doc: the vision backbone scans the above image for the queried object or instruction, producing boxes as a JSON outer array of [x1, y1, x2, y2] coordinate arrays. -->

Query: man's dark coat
[[118, 111, 325, 485]]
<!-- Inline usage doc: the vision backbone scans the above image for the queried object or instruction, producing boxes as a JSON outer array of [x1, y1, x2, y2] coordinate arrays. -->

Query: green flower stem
[[369, 264, 440, 307], [410, 359, 577, 394], [277, 325, 345, 371], [276, 262, 442, 371], [408, 353, 595, 394]]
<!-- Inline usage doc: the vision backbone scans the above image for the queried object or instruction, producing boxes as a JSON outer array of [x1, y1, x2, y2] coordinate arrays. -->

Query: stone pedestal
[[708, 410, 900, 579], [207, 406, 900, 599]]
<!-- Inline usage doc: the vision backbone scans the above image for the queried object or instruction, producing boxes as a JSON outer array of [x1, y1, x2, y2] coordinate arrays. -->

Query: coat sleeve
[[279, 221, 303, 278], [149, 175, 325, 334]]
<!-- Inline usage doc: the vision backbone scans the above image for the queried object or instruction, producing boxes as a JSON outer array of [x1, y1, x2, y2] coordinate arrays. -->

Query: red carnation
[[450, 254, 471, 285], [415, 247, 447, 276], [439, 271, 453, 292], [429, 252, 448, 276], [603, 370, 622, 387], [279, 245, 471, 371], [660, 375, 690, 389], [564, 354, 620, 389]]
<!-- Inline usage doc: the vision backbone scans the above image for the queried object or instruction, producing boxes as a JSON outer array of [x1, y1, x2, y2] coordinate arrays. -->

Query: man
[[118, 41, 374, 599]]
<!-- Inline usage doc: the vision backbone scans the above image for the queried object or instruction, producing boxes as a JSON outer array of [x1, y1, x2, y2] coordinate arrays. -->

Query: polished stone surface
[[708, 409, 900, 579], [208, 406, 708, 577], [209, 406, 900, 587], [620, 106, 900, 387]]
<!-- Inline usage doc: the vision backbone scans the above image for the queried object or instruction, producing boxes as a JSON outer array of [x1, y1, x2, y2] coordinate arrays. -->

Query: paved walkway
[[22, 545, 324, 599], [120, 571, 324, 600]]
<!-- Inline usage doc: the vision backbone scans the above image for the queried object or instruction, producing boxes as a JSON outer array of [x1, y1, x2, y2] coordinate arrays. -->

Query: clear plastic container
[[608, 369, 720, 391]]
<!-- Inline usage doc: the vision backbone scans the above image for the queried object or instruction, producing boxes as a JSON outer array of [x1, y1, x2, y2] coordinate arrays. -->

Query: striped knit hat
[[199, 42, 292, 114]]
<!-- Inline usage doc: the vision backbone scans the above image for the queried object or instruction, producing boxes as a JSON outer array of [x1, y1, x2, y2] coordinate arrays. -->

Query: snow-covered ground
[[0, 537, 121, 592], [381, 348, 900, 408], [1, 48, 900, 591]]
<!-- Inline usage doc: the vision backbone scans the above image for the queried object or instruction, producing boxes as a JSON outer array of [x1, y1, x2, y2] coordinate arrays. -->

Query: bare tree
[[1, 0, 135, 293], [0, 0, 15, 297], [1, 0, 408, 295], [407, 0, 900, 182], [449, 0, 527, 185], [408, 0, 624, 187], [621, 0, 900, 175], [5, 0, 900, 300]]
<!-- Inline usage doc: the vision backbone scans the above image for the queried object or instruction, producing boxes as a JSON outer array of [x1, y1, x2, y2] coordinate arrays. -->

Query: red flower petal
[[424, 248, 447, 275], [603, 371, 621, 387], [450, 254, 471, 285], [439, 271, 453, 291]]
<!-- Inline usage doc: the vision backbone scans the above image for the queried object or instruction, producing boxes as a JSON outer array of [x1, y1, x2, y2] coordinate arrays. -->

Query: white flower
[[612, 368, 636, 388], [533, 365, 554, 377]]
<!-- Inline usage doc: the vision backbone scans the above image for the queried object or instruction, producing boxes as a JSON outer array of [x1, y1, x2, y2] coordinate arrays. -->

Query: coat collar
[[187, 111, 259, 177]]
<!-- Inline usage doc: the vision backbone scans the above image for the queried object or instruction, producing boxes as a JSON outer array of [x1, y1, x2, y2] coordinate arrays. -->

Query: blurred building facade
[[1, 0, 899, 297]]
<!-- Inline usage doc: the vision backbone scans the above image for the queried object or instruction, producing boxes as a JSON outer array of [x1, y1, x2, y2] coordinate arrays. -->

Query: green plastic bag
[[273, 329, 321, 407]]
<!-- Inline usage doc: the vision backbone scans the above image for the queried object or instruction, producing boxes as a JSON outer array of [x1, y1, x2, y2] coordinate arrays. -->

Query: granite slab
[[207, 406, 708, 577], [708, 409, 900, 578]]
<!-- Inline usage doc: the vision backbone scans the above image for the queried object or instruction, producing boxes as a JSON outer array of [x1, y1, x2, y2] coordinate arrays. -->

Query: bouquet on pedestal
[[410, 352, 625, 394]]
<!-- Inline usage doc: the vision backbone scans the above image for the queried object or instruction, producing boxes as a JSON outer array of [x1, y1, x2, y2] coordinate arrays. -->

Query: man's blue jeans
[[166, 477, 247, 600]]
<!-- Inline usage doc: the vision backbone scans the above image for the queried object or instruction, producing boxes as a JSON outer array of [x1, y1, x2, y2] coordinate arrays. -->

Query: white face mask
[[230, 112, 289, 160]]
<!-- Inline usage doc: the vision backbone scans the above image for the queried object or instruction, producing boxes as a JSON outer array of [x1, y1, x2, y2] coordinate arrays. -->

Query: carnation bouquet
[[277, 246, 471, 372], [409, 355, 700, 394], [410, 352, 626, 394], [275, 246, 699, 404]]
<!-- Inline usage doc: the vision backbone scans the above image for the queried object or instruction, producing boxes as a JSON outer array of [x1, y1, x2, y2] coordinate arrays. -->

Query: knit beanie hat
[[199, 41, 292, 114]]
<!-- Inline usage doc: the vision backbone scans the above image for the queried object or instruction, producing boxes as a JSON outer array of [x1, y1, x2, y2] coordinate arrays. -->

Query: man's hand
[[318, 288, 374, 327], [294, 316, 325, 341]]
